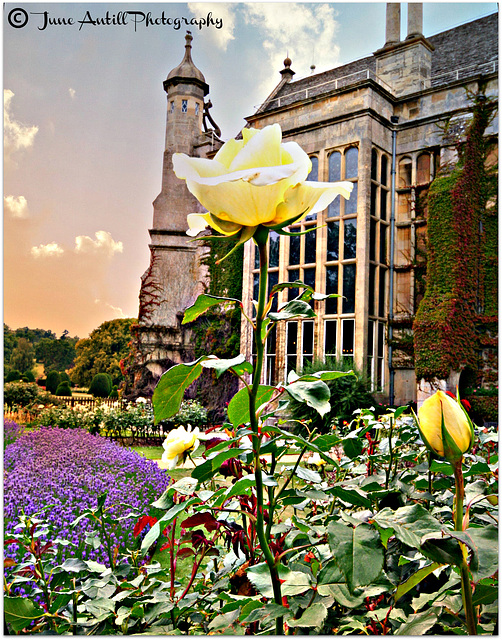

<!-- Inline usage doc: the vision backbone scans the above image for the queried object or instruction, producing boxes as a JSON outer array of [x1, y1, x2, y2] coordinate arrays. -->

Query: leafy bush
[[88, 373, 112, 398], [36, 404, 99, 431], [21, 371, 35, 382], [4, 382, 41, 408], [45, 370, 61, 394], [109, 385, 119, 399], [285, 357, 375, 434], [5, 369, 22, 382], [59, 371, 70, 383], [55, 381, 72, 396], [175, 399, 208, 427]]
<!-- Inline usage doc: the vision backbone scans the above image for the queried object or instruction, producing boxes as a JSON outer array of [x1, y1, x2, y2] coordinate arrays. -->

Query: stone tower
[[128, 32, 222, 397]]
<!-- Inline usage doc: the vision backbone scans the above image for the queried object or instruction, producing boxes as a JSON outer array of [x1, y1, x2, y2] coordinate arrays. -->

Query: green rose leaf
[[182, 293, 241, 325], [242, 603, 291, 624], [201, 354, 253, 378], [395, 563, 443, 602], [227, 385, 276, 428], [141, 498, 200, 554], [394, 608, 440, 635], [328, 485, 371, 508], [270, 280, 312, 297], [285, 379, 331, 417], [268, 299, 316, 321], [4, 597, 46, 632], [287, 602, 328, 628], [247, 563, 311, 598], [372, 504, 444, 550], [152, 357, 208, 423], [327, 521, 384, 591]]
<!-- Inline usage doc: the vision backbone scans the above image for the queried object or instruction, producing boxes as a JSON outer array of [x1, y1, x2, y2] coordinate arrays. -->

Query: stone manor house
[[131, 4, 498, 408]]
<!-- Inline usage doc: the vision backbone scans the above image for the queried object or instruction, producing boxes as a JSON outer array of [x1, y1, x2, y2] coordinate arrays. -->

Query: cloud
[[188, 3, 236, 50], [242, 3, 340, 95], [94, 300, 126, 318], [4, 89, 39, 162], [4, 221, 127, 337], [31, 242, 65, 258], [4, 195, 28, 218], [74, 230, 123, 256], [69, 87, 76, 99]]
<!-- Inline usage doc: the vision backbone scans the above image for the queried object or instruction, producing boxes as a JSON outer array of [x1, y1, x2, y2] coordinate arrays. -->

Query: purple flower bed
[[4, 425, 170, 590]]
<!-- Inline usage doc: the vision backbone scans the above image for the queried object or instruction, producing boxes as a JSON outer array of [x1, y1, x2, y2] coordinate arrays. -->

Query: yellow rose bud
[[173, 124, 353, 238], [417, 390, 474, 462], [161, 425, 200, 470]]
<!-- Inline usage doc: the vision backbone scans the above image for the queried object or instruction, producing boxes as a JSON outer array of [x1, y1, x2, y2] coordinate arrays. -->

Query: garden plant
[[3, 124, 498, 635]]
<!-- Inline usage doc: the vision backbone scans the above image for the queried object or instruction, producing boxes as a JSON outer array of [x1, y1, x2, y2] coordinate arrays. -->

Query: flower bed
[[4, 425, 170, 584]]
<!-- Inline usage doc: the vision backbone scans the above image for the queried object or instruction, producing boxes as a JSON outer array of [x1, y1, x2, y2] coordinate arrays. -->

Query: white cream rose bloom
[[172, 124, 353, 238], [161, 425, 200, 470]]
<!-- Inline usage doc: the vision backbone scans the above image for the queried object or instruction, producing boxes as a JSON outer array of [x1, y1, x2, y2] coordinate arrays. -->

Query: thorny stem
[[452, 459, 477, 635], [248, 230, 284, 635]]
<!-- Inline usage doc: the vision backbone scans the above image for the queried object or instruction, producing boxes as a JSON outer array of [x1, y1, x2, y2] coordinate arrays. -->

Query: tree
[[69, 318, 136, 387], [35, 337, 77, 374], [9, 338, 35, 375]]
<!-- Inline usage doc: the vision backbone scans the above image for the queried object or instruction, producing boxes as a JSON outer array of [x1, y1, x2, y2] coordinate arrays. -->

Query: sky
[[3, 1, 498, 339]]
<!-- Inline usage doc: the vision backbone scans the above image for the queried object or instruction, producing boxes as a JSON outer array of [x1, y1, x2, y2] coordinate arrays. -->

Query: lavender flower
[[4, 425, 170, 594]]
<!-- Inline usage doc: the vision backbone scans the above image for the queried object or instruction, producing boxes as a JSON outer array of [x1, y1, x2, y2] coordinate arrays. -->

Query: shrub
[[59, 371, 70, 383], [55, 381, 72, 396], [5, 369, 22, 382], [37, 404, 97, 430], [4, 382, 41, 408], [46, 370, 61, 394], [88, 373, 112, 398], [4, 427, 170, 577], [285, 357, 375, 435], [109, 384, 119, 399], [175, 399, 208, 427]]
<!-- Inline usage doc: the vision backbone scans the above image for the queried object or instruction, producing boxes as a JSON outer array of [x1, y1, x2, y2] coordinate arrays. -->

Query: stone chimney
[[374, 3, 433, 98], [385, 3, 401, 47]]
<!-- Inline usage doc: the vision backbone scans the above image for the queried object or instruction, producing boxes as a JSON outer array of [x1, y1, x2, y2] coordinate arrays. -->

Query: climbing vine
[[414, 88, 497, 382]]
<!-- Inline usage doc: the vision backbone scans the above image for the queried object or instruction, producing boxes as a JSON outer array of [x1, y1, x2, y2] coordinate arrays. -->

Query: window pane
[[371, 149, 378, 181], [399, 158, 412, 187], [325, 320, 337, 355], [302, 321, 314, 354], [286, 321, 298, 354], [182, 99, 188, 113], [269, 231, 280, 268], [328, 196, 340, 217], [370, 183, 377, 217], [381, 155, 388, 186], [253, 273, 259, 301], [267, 324, 277, 354], [380, 224, 387, 263], [307, 156, 318, 181], [342, 263, 356, 313], [287, 356, 297, 374], [417, 153, 430, 184], [380, 189, 388, 220], [369, 264, 376, 316], [329, 151, 341, 181], [288, 268, 299, 300], [268, 271, 279, 312], [342, 319, 354, 356], [304, 227, 316, 263], [327, 221, 339, 261], [254, 245, 259, 270], [289, 235, 300, 265], [377, 322, 385, 358], [370, 218, 377, 262], [304, 267, 316, 293], [345, 181, 358, 215], [378, 267, 386, 316], [325, 266, 338, 314], [345, 147, 358, 179], [343, 219, 357, 260], [367, 320, 374, 356]]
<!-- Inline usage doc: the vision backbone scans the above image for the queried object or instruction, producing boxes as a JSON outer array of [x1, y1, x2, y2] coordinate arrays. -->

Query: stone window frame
[[321, 144, 359, 365], [368, 146, 391, 390]]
